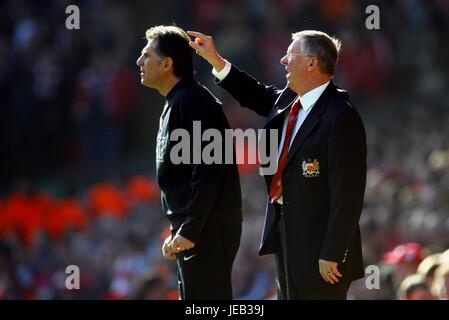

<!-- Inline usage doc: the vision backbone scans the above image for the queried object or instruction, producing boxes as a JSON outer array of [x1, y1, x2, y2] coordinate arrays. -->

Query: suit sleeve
[[217, 65, 283, 118], [320, 107, 367, 262], [172, 95, 227, 244]]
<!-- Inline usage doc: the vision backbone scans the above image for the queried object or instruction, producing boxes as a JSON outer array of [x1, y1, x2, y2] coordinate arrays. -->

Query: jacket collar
[[283, 81, 336, 167]]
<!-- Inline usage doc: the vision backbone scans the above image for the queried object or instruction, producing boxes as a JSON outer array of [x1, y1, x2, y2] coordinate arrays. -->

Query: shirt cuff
[[212, 60, 232, 82]]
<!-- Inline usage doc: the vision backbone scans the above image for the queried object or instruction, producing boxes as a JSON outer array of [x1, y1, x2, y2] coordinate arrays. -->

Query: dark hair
[[146, 25, 194, 79]]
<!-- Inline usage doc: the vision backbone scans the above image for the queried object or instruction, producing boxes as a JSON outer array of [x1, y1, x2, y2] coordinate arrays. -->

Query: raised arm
[[188, 31, 282, 117]]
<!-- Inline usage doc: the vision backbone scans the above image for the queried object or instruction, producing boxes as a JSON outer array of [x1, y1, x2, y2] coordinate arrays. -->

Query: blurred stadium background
[[1, 0, 449, 300]]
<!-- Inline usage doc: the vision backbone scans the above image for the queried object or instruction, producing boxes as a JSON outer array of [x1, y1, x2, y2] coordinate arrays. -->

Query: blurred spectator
[[129, 270, 171, 300], [398, 274, 435, 300], [383, 242, 428, 289], [417, 253, 442, 289], [432, 262, 449, 300]]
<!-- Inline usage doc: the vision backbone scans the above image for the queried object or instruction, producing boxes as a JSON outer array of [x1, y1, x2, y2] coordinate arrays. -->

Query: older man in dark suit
[[189, 29, 367, 299]]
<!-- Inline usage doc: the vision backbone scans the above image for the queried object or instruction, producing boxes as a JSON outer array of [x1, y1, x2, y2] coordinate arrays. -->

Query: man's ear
[[162, 57, 173, 71], [308, 57, 319, 70], [311, 57, 320, 68]]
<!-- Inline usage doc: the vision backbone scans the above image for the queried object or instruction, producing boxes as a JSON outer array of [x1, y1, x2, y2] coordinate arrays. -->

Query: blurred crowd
[[1, 0, 449, 299]]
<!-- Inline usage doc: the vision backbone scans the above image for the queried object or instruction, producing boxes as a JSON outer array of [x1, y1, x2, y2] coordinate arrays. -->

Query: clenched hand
[[169, 233, 195, 253]]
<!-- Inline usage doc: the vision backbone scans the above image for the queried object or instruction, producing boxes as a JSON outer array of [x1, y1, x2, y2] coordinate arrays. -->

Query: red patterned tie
[[269, 100, 302, 204]]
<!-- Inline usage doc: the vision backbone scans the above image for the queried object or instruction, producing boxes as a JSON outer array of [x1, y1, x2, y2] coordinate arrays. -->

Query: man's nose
[[136, 56, 142, 67], [280, 55, 287, 65]]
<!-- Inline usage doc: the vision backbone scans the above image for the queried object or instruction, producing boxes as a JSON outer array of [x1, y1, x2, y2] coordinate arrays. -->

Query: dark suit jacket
[[217, 66, 367, 288]]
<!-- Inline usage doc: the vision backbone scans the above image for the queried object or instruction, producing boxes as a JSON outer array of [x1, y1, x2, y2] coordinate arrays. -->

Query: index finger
[[333, 266, 343, 278], [187, 31, 209, 40]]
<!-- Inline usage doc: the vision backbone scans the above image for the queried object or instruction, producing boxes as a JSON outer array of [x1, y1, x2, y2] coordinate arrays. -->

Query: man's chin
[[141, 79, 150, 87]]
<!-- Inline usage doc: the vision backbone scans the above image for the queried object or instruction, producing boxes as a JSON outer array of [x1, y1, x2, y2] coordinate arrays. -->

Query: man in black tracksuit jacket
[[136, 25, 242, 300]]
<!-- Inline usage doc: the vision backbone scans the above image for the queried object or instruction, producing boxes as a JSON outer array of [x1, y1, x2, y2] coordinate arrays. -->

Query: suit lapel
[[265, 88, 297, 126], [284, 82, 334, 167]]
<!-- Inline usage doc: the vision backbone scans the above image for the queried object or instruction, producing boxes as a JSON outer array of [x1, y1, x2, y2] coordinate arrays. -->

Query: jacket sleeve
[[320, 107, 367, 262], [171, 95, 228, 244], [217, 65, 283, 118]]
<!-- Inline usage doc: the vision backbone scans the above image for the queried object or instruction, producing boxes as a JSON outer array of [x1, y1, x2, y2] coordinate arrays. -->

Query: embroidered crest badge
[[302, 158, 320, 177]]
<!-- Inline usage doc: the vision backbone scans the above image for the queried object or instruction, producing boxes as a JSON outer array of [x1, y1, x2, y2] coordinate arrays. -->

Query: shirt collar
[[297, 80, 330, 111], [166, 77, 194, 102]]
